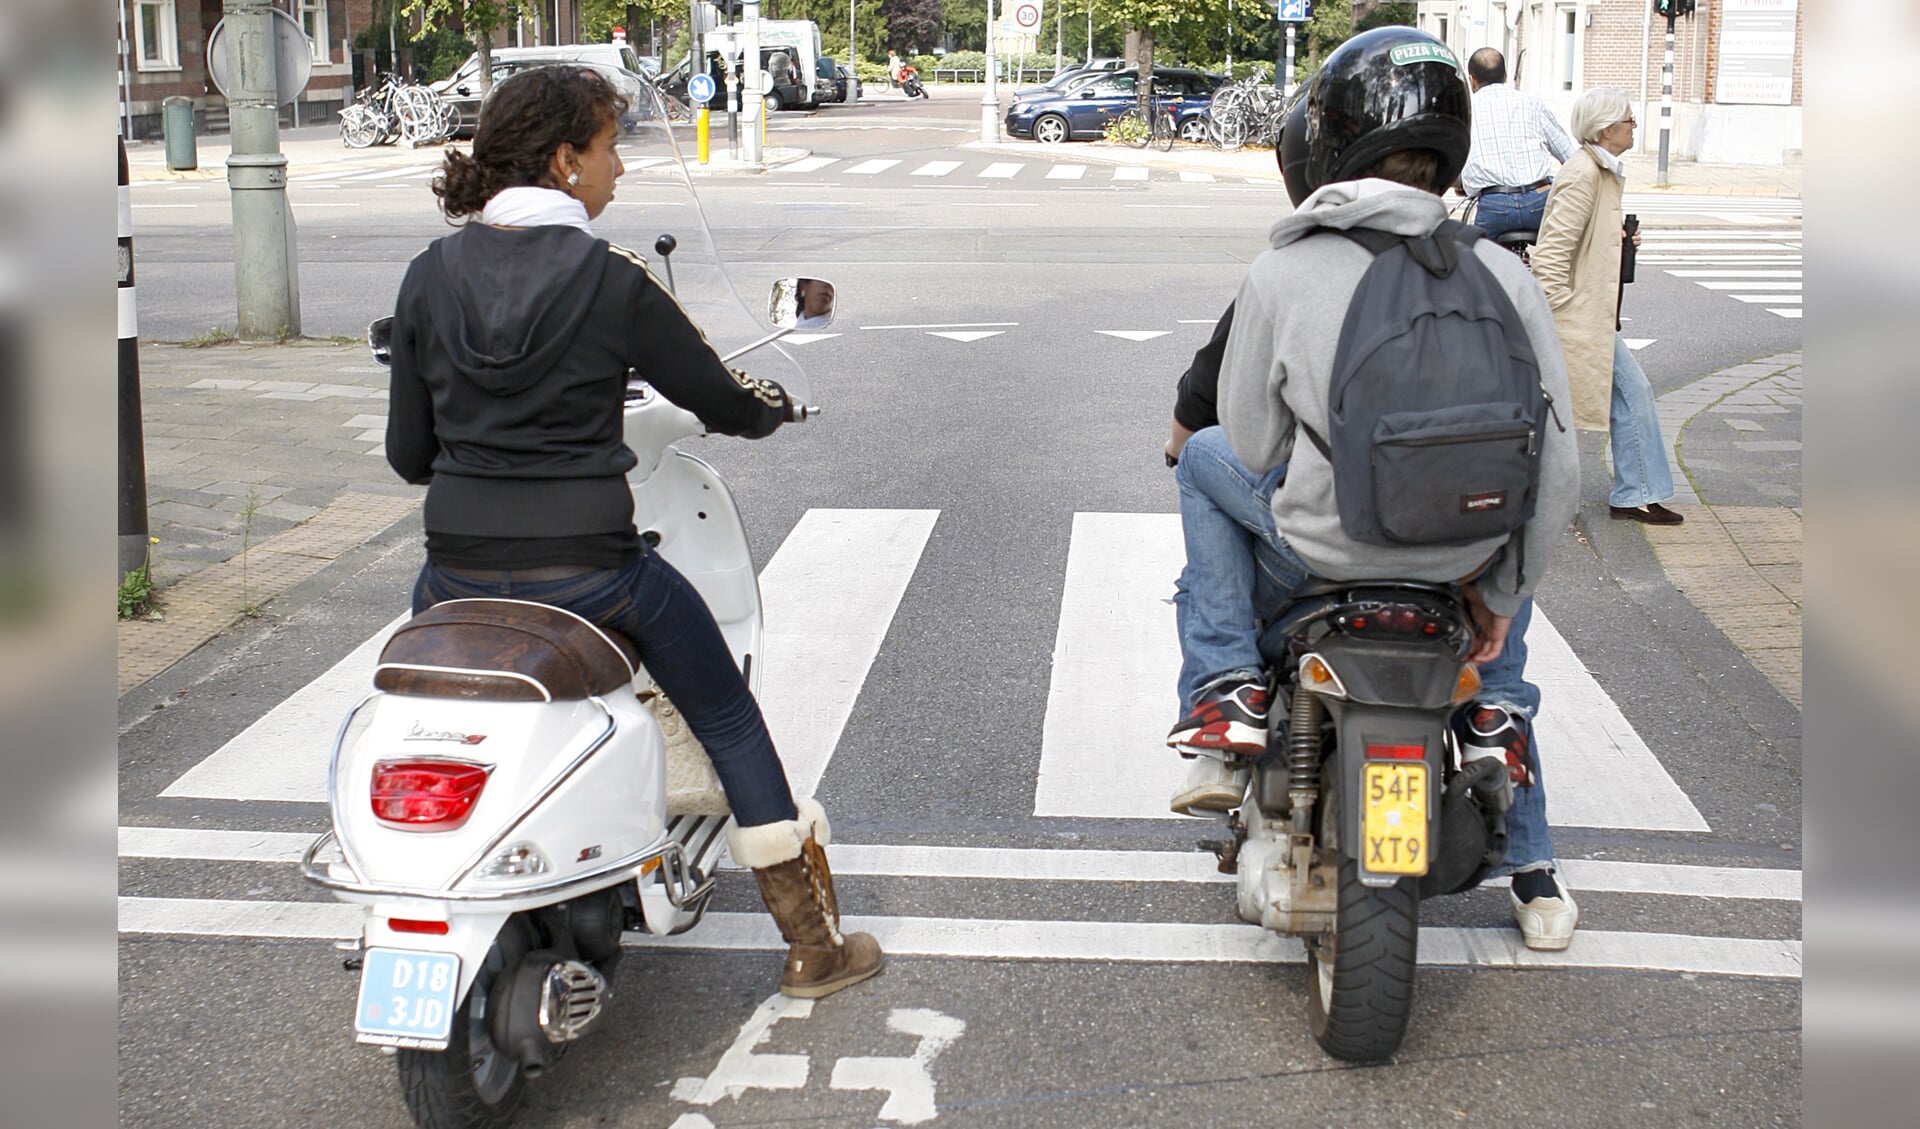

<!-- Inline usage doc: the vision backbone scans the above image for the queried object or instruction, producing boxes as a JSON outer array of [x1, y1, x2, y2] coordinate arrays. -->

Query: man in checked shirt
[[1458, 48, 1576, 241]]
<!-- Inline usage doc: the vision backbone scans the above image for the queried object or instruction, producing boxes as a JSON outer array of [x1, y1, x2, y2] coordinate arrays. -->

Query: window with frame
[[132, 0, 179, 70], [1559, 8, 1578, 92], [298, 0, 330, 64]]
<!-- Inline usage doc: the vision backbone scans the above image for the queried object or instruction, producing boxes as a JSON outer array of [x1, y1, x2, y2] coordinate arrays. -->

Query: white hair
[[1570, 87, 1632, 144]]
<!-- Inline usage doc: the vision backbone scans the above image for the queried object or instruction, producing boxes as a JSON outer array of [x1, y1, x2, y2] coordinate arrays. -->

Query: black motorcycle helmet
[[1277, 26, 1471, 206]]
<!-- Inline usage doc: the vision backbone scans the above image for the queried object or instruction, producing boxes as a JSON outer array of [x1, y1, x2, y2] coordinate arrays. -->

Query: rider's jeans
[[1173, 426, 1303, 713], [1607, 334, 1677, 508], [1472, 596, 1555, 875], [1473, 187, 1549, 241], [412, 551, 799, 829], [1174, 427, 1556, 873]]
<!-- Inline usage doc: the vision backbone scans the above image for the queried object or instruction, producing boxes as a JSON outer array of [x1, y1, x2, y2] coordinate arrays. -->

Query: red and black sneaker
[[1167, 682, 1269, 757], [1457, 705, 1535, 787]]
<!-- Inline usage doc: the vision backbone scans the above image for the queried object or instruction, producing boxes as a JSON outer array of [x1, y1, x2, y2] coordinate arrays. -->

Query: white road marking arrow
[[830, 1008, 968, 1124], [1625, 338, 1657, 350], [926, 331, 1004, 343], [671, 994, 814, 1105], [780, 333, 842, 345], [1095, 330, 1171, 342]]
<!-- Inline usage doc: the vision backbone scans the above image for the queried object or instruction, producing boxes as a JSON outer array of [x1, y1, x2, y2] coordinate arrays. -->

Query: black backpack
[[1301, 220, 1557, 576]]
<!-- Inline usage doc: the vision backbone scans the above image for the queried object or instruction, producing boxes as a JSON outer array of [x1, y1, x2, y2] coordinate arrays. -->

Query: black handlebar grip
[[654, 234, 678, 257]]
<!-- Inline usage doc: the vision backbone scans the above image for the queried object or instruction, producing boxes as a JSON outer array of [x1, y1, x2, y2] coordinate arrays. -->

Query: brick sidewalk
[[1639, 354, 1803, 706], [121, 339, 423, 695]]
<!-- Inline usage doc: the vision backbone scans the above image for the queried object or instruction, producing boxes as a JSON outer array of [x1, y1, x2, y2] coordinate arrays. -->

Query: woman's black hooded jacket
[[388, 223, 787, 568]]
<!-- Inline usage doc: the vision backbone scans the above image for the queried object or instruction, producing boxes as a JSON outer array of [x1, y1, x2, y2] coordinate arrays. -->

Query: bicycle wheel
[[1154, 109, 1176, 152], [1115, 108, 1150, 149], [339, 108, 380, 149]]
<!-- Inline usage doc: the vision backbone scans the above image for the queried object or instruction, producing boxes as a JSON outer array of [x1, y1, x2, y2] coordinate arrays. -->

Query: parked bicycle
[[340, 72, 457, 149], [1203, 69, 1290, 151]]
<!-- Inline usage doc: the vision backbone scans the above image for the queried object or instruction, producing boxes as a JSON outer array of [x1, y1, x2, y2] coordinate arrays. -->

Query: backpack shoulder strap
[[1330, 226, 1403, 257]]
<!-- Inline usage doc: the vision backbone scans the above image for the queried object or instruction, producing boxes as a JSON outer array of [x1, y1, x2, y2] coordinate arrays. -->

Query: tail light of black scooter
[[370, 759, 491, 832], [1335, 601, 1450, 640]]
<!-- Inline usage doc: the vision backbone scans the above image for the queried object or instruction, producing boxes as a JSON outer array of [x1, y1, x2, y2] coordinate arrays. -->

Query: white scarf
[[479, 186, 593, 233], [1588, 143, 1627, 186]]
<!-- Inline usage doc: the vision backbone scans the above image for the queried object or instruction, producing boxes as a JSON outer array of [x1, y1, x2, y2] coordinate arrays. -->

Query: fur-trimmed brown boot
[[727, 797, 883, 999]]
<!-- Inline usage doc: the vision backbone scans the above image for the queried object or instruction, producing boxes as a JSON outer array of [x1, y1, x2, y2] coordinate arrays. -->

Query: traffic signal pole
[[1657, 12, 1675, 187]]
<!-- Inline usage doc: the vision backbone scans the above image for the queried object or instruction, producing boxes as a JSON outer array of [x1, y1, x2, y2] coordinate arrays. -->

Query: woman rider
[[386, 66, 881, 1000]]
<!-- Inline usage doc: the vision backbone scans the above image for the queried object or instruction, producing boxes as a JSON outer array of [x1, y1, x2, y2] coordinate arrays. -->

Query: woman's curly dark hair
[[432, 66, 629, 220]]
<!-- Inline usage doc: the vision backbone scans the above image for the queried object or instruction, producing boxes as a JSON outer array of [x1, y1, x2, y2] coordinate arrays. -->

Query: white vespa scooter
[[302, 260, 834, 1127]]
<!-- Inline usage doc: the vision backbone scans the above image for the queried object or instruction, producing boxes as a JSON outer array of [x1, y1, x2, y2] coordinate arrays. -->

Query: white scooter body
[[304, 383, 770, 1046]]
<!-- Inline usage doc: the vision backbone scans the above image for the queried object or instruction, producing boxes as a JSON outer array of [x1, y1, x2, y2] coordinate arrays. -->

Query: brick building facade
[[118, 0, 590, 141], [1413, 0, 1801, 165]]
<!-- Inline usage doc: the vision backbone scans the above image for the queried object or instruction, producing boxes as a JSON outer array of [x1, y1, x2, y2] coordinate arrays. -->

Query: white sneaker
[[1509, 867, 1579, 951], [1169, 754, 1248, 817]]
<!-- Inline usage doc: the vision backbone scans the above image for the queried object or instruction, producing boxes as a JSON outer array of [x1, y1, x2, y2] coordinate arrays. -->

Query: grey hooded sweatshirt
[[1216, 179, 1579, 619]]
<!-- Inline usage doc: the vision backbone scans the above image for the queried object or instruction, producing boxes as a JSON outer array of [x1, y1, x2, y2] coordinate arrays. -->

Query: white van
[[433, 45, 654, 136], [755, 20, 826, 110]]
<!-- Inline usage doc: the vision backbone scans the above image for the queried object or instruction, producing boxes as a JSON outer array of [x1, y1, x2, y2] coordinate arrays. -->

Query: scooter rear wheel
[[396, 919, 532, 1129], [1304, 763, 1421, 1062]]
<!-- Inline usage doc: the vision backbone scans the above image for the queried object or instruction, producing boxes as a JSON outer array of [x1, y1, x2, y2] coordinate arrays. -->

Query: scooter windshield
[[595, 82, 814, 406]]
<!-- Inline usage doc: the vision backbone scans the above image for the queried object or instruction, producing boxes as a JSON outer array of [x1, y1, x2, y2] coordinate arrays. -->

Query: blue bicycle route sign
[[689, 73, 717, 104]]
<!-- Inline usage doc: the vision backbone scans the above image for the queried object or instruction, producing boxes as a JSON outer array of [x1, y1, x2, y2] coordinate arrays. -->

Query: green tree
[[581, 0, 685, 48], [403, 0, 517, 92], [1102, 0, 1230, 112], [1300, 0, 1354, 81], [1356, 1, 1415, 33]]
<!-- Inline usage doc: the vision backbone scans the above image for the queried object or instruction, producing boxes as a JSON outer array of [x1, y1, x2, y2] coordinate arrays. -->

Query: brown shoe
[[729, 799, 884, 999], [1609, 503, 1684, 525]]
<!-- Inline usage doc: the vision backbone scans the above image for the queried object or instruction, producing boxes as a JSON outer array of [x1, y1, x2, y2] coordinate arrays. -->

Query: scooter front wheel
[[396, 919, 532, 1129]]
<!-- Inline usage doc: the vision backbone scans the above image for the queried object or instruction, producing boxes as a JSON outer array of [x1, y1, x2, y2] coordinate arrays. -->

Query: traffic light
[[1653, 0, 1697, 17]]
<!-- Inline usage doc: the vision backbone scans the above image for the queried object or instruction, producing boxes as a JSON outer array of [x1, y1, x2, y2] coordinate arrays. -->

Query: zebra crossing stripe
[[1045, 165, 1087, 180], [115, 828, 1800, 901], [114, 897, 1801, 978], [845, 159, 901, 175], [910, 161, 960, 176], [778, 156, 839, 173], [753, 509, 940, 798], [1113, 167, 1149, 181], [1178, 171, 1216, 183], [978, 163, 1024, 178]]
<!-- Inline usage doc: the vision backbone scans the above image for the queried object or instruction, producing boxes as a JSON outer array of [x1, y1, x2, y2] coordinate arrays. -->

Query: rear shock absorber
[[1287, 688, 1326, 836]]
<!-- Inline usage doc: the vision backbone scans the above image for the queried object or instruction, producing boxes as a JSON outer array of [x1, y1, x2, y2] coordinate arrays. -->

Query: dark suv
[[1004, 67, 1226, 144]]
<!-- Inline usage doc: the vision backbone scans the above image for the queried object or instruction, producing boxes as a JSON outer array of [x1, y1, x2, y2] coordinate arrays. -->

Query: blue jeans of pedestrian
[[1473, 187, 1549, 241], [1608, 334, 1676, 508], [1172, 426, 1306, 713], [1471, 596, 1555, 875], [412, 552, 798, 828]]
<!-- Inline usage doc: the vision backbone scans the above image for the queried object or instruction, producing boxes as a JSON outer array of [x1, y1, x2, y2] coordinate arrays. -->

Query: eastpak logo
[[1461, 491, 1508, 513]]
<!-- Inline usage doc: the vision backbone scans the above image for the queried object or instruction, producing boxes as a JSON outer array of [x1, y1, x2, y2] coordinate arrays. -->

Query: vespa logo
[[403, 721, 488, 746]]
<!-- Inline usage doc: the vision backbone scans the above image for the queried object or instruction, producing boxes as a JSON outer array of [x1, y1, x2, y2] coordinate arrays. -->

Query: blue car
[[1005, 67, 1226, 144]]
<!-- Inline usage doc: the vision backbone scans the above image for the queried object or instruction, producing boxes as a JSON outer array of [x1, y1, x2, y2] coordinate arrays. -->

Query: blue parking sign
[[689, 73, 717, 104], [1278, 0, 1311, 21]]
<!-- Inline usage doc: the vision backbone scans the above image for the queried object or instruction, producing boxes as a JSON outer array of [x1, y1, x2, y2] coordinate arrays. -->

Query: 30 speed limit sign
[[1012, 2, 1044, 33]]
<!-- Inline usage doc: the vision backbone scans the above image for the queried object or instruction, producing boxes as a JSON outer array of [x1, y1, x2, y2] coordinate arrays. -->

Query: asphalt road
[[120, 100, 1803, 1128]]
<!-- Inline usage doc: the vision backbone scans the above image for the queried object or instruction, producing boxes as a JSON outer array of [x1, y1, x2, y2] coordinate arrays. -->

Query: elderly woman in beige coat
[[1532, 87, 1683, 525]]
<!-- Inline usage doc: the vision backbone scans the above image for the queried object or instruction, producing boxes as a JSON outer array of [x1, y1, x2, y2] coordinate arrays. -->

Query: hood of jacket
[[423, 223, 611, 397], [1268, 178, 1449, 250]]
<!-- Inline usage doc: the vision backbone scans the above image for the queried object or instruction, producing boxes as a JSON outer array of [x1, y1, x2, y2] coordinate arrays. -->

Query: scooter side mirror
[[767, 277, 835, 331], [368, 316, 394, 366]]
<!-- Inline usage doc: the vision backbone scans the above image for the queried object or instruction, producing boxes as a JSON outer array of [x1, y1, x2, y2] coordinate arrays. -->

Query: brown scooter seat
[[374, 599, 639, 701]]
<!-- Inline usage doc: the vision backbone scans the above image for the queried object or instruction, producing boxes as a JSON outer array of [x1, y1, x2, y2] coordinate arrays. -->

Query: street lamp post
[[981, 0, 1001, 143]]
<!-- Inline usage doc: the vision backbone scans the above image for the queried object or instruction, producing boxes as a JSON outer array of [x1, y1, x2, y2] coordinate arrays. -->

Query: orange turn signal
[[1299, 653, 1348, 699], [1451, 664, 1483, 704]]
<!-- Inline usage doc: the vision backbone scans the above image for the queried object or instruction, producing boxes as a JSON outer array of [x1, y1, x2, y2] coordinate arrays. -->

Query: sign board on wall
[[1716, 0, 1797, 106]]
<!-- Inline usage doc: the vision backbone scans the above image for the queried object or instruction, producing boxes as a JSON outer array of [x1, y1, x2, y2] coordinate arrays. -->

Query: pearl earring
[[567, 172, 580, 187]]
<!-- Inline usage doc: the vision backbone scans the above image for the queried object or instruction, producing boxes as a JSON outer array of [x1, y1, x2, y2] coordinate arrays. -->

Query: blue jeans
[[1608, 334, 1676, 507], [1173, 427, 1555, 872], [1472, 597, 1555, 874], [1473, 187, 1549, 241], [412, 553, 798, 828], [1172, 426, 1306, 713]]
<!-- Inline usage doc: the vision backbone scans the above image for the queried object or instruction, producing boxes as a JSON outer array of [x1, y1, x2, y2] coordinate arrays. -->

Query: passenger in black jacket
[[390, 67, 880, 1000]]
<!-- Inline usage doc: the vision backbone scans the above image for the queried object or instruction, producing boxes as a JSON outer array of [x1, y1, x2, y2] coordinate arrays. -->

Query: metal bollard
[[162, 95, 197, 170], [118, 137, 152, 579]]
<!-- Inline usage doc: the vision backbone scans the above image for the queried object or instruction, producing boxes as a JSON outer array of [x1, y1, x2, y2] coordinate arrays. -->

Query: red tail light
[[388, 918, 451, 935], [370, 759, 489, 831], [1338, 602, 1448, 638], [1367, 743, 1426, 761]]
